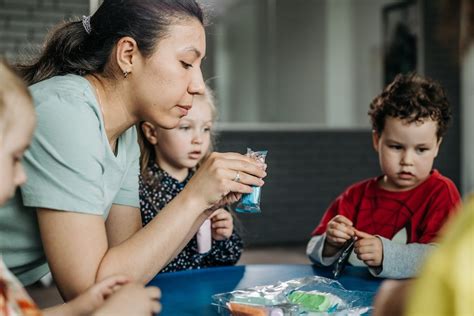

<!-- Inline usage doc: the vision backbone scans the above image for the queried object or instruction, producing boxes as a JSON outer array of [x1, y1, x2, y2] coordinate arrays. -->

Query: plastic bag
[[212, 276, 374, 315], [235, 148, 268, 213]]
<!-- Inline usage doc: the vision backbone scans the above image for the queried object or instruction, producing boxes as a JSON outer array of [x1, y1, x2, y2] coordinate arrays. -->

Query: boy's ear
[[434, 137, 443, 158], [141, 122, 159, 145], [372, 130, 380, 152]]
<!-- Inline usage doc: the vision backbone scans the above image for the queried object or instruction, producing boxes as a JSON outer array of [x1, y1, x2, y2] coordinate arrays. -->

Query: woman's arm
[[39, 152, 266, 300]]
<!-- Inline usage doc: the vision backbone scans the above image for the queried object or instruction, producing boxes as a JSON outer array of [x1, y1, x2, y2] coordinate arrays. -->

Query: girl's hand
[[325, 215, 355, 248], [93, 283, 161, 316], [354, 229, 383, 267], [67, 274, 130, 315], [185, 152, 266, 210], [210, 208, 234, 240]]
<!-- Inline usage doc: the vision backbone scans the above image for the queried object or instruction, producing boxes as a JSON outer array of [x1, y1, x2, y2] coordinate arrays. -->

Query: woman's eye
[[179, 126, 190, 131], [203, 127, 211, 132], [180, 61, 193, 69], [417, 148, 428, 153]]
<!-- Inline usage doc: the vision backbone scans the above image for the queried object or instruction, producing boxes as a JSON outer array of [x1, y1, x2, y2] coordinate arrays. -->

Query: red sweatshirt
[[312, 170, 461, 244]]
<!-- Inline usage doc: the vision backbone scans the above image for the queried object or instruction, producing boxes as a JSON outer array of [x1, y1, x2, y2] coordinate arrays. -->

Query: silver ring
[[233, 171, 241, 183]]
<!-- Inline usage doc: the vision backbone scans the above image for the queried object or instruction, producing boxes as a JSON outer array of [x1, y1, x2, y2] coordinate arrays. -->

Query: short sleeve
[[21, 91, 106, 215], [113, 130, 140, 208]]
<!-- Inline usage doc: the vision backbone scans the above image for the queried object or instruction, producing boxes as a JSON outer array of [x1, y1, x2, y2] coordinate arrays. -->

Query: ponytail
[[17, 20, 106, 85], [17, 0, 204, 85]]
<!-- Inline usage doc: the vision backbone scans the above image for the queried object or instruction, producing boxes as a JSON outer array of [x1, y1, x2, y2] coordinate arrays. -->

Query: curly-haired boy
[[307, 73, 461, 279]]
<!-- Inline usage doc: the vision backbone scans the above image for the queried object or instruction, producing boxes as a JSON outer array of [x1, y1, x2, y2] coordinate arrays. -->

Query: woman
[[1, 0, 265, 301]]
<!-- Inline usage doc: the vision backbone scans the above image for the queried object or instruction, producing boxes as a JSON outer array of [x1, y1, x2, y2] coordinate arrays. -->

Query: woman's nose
[[188, 68, 205, 96]]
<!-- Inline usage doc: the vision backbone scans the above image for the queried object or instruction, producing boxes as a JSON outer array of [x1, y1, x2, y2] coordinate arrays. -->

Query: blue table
[[148, 264, 383, 315]]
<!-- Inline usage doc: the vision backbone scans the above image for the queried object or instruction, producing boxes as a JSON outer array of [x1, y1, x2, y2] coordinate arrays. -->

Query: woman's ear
[[372, 130, 380, 152], [115, 36, 139, 77], [141, 122, 159, 145]]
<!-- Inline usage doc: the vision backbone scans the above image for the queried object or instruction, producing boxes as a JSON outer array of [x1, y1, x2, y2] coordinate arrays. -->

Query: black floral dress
[[139, 162, 243, 273]]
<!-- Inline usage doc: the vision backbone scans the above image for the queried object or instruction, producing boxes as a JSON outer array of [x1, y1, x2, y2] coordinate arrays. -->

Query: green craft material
[[287, 290, 332, 312]]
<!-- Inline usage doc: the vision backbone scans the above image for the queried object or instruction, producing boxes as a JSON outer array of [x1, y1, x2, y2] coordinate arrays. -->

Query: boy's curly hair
[[368, 73, 451, 139]]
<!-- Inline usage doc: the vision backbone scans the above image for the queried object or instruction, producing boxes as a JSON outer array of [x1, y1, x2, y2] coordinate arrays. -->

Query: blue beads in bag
[[236, 148, 268, 213]]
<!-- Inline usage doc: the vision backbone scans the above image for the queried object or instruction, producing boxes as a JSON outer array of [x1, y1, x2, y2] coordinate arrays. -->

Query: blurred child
[[373, 195, 474, 316], [0, 61, 161, 316], [139, 86, 243, 272], [306, 73, 461, 279]]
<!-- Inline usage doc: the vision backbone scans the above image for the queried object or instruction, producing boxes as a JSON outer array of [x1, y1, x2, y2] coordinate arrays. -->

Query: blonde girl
[[139, 86, 242, 272]]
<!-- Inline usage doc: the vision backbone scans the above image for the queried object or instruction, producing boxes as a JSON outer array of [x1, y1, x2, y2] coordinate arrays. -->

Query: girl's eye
[[203, 127, 211, 132], [417, 148, 428, 153], [179, 126, 190, 131], [180, 61, 193, 69]]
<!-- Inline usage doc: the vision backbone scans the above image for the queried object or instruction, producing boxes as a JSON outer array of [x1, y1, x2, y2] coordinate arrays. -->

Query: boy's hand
[[210, 208, 234, 240], [325, 215, 355, 248], [354, 229, 383, 267]]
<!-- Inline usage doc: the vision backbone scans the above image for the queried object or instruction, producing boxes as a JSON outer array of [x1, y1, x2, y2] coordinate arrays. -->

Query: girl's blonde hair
[[0, 60, 33, 134], [138, 84, 218, 180]]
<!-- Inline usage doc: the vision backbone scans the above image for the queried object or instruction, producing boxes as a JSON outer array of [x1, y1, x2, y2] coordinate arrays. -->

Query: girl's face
[[133, 18, 206, 129], [0, 99, 35, 204], [146, 96, 213, 179]]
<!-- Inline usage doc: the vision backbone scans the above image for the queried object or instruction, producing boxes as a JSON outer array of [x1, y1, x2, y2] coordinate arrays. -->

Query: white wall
[[462, 44, 474, 195]]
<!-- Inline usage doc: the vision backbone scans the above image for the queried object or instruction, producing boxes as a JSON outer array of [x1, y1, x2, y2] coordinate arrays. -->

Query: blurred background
[[1, 0, 472, 248]]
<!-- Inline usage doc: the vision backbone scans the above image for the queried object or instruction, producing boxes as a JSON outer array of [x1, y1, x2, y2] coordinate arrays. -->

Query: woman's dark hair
[[368, 73, 452, 139], [17, 0, 204, 85]]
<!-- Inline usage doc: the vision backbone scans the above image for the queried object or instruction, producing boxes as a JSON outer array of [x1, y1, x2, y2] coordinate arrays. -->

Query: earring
[[123, 70, 130, 78]]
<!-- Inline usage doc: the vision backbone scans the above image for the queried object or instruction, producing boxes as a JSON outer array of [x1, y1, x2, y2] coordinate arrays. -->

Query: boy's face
[[0, 97, 35, 204], [372, 116, 441, 192]]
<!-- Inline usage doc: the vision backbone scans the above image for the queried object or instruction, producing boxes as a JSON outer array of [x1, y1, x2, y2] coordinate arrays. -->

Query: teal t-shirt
[[0, 74, 140, 285]]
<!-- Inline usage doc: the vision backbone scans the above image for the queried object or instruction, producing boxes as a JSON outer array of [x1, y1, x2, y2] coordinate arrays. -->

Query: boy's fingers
[[354, 229, 372, 239], [333, 215, 353, 227], [329, 227, 351, 239]]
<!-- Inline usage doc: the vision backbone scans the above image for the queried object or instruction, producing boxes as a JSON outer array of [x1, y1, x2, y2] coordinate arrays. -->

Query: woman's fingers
[[207, 153, 267, 179]]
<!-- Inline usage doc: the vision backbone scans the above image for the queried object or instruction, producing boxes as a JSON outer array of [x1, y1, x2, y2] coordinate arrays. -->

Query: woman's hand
[[210, 208, 234, 240], [185, 152, 266, 210]]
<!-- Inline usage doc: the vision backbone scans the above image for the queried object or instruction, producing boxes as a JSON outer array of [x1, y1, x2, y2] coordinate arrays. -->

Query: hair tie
[[82, 15, 92, 35]]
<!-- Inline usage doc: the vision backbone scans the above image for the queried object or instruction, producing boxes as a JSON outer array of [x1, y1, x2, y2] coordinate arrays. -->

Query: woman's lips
[[176, 105, 191, 116]]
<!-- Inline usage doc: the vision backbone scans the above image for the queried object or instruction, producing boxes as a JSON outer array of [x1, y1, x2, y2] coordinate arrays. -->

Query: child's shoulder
[[346, 177, 378, 191], [425, 169, 461, 199], [426, 170, 459, 191]]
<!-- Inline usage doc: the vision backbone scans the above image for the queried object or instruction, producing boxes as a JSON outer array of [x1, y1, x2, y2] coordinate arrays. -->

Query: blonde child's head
[[368, 73, 451, 191], [139, 85, 217, 180], [0, 61, 36, 204]]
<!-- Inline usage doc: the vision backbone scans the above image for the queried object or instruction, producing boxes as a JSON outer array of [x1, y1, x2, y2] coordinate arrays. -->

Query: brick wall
[[0, 0, 89, 61]]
